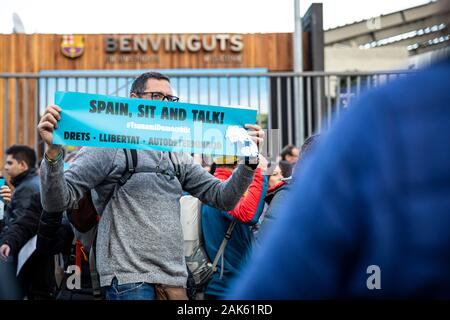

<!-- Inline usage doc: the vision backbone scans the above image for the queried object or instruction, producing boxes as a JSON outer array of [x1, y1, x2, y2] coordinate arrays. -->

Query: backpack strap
[[168, 152, 181, 180], [211, 220, 237, 277], [118, 149, 138, 186], [118, 150, 179, 185], [88, 227, 102, 300]]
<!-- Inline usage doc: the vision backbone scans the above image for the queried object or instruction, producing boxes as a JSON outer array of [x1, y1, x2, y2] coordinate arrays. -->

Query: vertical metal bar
[[257, 77, 261, 127], [296, 74, 305, 146], [95, 77, 99, 94], [207, 77, 211, 105], [356, 76, 361, 96], [293, 75, 299, 138], [367, 75, 372, 91], [75, 77, 79, 93], [327, 76, 332, 128], [316, 76, 323, 133], [116, 77, 119, 96], [227, 77, 231, 106], [65, 77, 68, 92], [277, 76, 284, 160], [24, 79, 29, 145], [34, 78, 39, 152], [197, 77, 200, 104], [217, 77, 221, 105], [346, 76, 351, 109], [237, 77, 241, 105], [263, 78, 278, 166], [287, 76, 293, 145], [336, 76, 341, 118], [247, 77, 251, 108], [4, 78, 9, 151], [276, 77, 282, 132], [85, 77, 88, 93], [267, 77, 272, 131], [187, 77, 191, 103], [176, 77, 180, 101], [14, 78, 19, 144], [45, 78, 49, 111], [306, 76, 312, 137]]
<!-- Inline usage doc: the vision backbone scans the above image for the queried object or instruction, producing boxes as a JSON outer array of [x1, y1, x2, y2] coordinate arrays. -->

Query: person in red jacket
[[201, 155, 268, 299]]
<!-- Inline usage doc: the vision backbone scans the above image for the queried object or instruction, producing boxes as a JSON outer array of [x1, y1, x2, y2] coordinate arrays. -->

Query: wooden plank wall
[[0, 33, 306, 167], [0, 77, 39, 172], [0, 33, 297, 72]]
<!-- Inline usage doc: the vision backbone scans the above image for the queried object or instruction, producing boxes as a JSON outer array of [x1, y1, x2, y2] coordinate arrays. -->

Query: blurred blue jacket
[[229, 58, 450, 299]]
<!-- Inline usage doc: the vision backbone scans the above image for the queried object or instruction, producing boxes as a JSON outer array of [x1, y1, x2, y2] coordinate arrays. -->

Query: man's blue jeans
[[105, 277, 156, 300]]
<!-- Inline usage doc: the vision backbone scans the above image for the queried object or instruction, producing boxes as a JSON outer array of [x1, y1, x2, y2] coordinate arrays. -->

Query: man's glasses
[[138, 91, 180, 102]]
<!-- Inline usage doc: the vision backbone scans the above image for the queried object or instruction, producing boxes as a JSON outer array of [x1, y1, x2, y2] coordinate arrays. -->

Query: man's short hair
[[278, 160, 293, 178], [6, 145, 37, 169], [299, 134, 320, 162], [130, 71, 171, 96], [280, 145, 298, 160]]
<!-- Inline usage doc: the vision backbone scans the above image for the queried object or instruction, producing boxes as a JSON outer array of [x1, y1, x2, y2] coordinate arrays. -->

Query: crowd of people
[[1, 54, 450, 300], [0, 138, 308, 300], [0, 71, 302, 300]]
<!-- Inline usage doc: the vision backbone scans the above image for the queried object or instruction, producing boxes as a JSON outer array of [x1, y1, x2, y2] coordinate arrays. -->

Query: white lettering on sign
[[105, 34, 244, 53]]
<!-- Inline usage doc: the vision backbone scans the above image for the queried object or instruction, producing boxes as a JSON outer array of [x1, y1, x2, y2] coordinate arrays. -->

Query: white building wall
[[325, 46, 410, 72]]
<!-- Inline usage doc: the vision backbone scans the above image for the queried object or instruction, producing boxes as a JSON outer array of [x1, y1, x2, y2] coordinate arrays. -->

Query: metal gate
[[0, 70, 412, 166]]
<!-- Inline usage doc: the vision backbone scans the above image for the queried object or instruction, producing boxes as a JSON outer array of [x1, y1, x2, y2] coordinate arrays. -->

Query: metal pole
[[24, 79, 29, 145], [14, 79, 19, 144], [34, 78, 39, 152], [294, 0, 303, 73], [294, 0, 304, 146], [4, 79, 9, 151]]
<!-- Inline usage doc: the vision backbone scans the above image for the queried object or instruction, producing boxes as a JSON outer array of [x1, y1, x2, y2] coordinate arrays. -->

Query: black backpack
[[67, 149, 179, 232]]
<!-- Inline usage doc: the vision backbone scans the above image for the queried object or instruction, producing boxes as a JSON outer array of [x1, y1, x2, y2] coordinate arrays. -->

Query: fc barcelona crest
[[61, 35, 85, 59]]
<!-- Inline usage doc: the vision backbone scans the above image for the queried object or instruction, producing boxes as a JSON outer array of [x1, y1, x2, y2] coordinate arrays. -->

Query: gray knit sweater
[[40, 147, 255, 287]]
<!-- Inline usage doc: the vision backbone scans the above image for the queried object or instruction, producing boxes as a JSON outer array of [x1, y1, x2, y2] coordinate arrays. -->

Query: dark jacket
[[264, 179, 291, 220], [258, 178, 292, 237], [0, 169, 42, 255], [37, 210, 73, 256], [0, 169, 57, 299]]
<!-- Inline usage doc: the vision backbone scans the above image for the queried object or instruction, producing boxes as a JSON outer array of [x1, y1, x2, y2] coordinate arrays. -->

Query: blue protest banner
[[53, 91, 258, 156]]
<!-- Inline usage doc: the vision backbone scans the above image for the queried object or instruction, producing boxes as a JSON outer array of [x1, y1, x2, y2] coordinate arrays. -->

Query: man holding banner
[[37, 71, 264, 300]]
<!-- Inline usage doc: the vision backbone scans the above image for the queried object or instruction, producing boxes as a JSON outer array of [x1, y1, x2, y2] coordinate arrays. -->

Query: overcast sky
[[0, 0, 432, 34]]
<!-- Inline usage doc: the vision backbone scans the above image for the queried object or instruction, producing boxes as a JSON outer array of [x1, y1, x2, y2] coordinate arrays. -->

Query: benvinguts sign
[[104, 34, 244, 53]]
